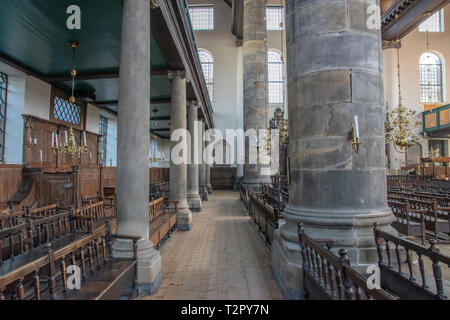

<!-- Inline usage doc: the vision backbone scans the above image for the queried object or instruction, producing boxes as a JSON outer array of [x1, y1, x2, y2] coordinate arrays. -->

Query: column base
[[112, 238, 162, 297], [271, 230, 305, 300], [177, 207, 193, 231], [206, 184, 213, 194], [187, 194, 202, 212]]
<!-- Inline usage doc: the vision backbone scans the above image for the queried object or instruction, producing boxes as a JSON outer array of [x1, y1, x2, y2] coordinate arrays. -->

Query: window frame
[[188, 5, 215, 31], [419, 51, 444, 103], [266, 5, 285, 31], [198, 49, 214, 102], [0, 72, 8, 163], [267, 49, 285, 104], [99, 115, 108, 167], [49, 87, 86, 130], [418, 9, 444, 33]]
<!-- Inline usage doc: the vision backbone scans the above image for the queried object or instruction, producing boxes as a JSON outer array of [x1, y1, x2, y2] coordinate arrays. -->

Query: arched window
[[267, 50, 285, 104], [198, 49, 214, 101], [420, 52, 444, 103]]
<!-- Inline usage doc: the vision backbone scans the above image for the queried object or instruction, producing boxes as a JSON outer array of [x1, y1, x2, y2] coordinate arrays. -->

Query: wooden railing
[[374, 223, 450, 300], [297, 223, 396, 300]]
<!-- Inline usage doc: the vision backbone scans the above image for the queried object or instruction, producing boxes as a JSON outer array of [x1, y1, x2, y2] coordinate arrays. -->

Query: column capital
[[168, 69, 187, 80], [382, 40, 401, 50], [150, 0, 160, 9]]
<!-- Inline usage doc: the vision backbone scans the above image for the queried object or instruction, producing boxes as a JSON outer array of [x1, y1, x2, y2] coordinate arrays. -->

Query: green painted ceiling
[[0, 0, 170, 103]]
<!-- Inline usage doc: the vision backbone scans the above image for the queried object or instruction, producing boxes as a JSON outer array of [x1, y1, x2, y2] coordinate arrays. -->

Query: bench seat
[[149, 211, 176, 248]]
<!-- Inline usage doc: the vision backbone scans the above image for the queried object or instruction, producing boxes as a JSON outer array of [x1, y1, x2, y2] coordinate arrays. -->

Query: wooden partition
[[0, 164, 24, 208], [211, 166, 236, 189]]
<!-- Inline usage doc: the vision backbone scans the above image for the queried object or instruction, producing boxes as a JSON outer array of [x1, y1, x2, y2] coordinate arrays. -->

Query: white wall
[[99, 110, 118, 167], [383, 4, 450, 169], [24, 76, 51, 120], [86, 104, 100, 134]]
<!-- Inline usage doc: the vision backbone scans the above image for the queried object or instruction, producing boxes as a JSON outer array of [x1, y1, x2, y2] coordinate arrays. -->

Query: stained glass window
[[199, 49, 214, 101], [188, 6, 214, 30], [99, 115, 108, 166], [268, 50, 284, 104], [420, 52, 444, 103], [0, 72, 8, 162], [53, 96, 81, 125]]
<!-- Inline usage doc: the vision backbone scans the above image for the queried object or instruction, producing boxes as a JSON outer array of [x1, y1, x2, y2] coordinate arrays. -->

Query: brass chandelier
[[385, 11, 421, 153]]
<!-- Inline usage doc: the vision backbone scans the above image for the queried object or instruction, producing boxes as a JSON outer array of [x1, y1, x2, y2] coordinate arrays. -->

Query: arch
[[198, 49, 214, 101], [419, 51, 444, 103], [267, 49, 285, 104]]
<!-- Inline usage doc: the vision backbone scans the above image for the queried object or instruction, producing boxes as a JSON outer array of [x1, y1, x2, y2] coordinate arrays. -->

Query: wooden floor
[[143, 190, 284, 300]]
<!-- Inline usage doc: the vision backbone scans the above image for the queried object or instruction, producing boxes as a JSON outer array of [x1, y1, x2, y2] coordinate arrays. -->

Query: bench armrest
[[164, 200, 178, 212], [112, 234, 141, 260]]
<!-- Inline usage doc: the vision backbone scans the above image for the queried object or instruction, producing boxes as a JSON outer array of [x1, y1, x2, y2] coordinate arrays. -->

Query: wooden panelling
[[150, 168, 170, 183], [211, 166, 236, 189], [101, 167, 117, 189], [0, 165, 23, 206]]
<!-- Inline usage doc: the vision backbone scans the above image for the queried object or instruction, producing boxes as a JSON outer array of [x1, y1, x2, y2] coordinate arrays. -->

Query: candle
[[89, 152, 92, 160], [65, 131, 68, 145], [40, 150, 43, 162], [52, 132, 55, 147], [83, 131, 87, 146], [354, 115, 360, 139], [34, 138, 38, 145], [55, 133, 59, 147], [29, 137, 32, 144]]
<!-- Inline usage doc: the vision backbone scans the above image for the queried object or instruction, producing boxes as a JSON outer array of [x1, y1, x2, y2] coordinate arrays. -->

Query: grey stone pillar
[[206, 163, 212, 194], [199, 120, 208, 201], [272, 0, 395, 299], [234, 165, 244, 191], [242, 0, 271, 190], [187, 101, 202, 212], [113, 0, 161, 296], [169, 70, 192, 231]]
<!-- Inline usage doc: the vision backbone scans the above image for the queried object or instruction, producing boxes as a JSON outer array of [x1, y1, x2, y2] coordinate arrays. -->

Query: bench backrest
[[298, 223, 396, 300], [149, 197, 165, 223], [72, 201, 106, 232], [374, 224, 450, 300]]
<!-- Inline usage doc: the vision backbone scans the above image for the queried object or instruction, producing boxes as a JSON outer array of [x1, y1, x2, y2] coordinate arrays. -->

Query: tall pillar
[[242, 0, 271, 190], [206, 163, 213, 194], [272, 0, 395, 299], [199, 120, 208, 201], [113, 0, 161, 296], [187, 101, 202, 212], [169, 70, 192, 231]]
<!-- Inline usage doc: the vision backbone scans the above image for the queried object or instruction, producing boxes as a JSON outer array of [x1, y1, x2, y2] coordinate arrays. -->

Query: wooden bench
[[149, 197, 178, 249], [82, 194, 115, 217], [0, 221, 139, 300], [297, 223, 395, 300], [388, 200, 426, 243], [248, 190, 279, 244], [72, 201, 116, 233], [374, 223, 450, 300]]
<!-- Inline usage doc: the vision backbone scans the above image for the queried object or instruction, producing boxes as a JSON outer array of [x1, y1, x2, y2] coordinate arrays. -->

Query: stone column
[[234, 165, 244, 191], [272, 0, 395, 299], [113, 0, 161, 296], [242, 0, 271, 190], [187, 101, 202, 212], [206, 163, 212, 194], [169, 70, 192, 230], [199, 120, 208, 201]]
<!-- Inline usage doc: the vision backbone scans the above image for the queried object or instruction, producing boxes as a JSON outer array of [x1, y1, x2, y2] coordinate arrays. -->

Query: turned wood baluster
[[395, 243, 402, 275], [61, 257, 67, 293], [19, 231, 25, 254], [88, 242, 95, 273], [44, 223, 49, 243], [37, 225, 42, 246], [386, 241, 392, 269], [52, 221, 57, 240], [79, 249, 86, 279], [9, 235, 14, 258], [65, 217, 70, 234], [106, 221, 113, 263], [58, 219, 62, 238], [46, 244, 57, 300], [297, 224, 309, 273], [320, 254, 329, 291], [102, 237, 108, 265], [95, 239, 101, 269], [374, 224, 383, 265], [405, 249, 416, 281], [325, 242, 338, 299], [16, 277, 24, 300], [310, 248, 318, 280], [430, 240, 446, 299], [418, 254, 428, 289], [34, 270, 40, 300], [315, 251, 323, 286], [339, 249, 354, 300], [354, 285, 362, 300], [0, 287, 5, 300]]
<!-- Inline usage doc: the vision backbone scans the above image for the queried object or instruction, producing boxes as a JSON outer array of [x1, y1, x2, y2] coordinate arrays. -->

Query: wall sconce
[[26, 136, 38, 148], [348, 115, 362, 153]]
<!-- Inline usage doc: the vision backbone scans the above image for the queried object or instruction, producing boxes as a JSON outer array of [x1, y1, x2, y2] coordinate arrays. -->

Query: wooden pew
[[388, 200, 426, 243], [248, 190, 279, 244], [0, 221, 139, 300], [82, 193, 115, 217], [72, 201, 116, 233], [297, 223, 396, 300], [374, 223, 450, 300], [149, 197, 178, 249]]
